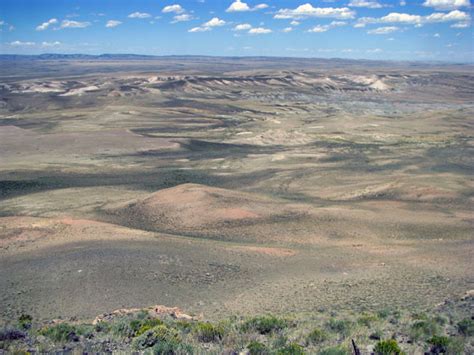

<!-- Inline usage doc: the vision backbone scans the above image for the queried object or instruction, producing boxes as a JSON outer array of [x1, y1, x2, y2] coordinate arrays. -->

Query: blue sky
[[0, 0, 472, 62]]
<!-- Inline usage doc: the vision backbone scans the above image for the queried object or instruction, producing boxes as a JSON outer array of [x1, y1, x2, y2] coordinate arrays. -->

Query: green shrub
[[152, 339, 193, 354], [247, 340, 269, 355], [428, 335, 450, 353], [111, 319, 136, 337], [276, 342, 305, 355], [17, 314, 32, 330], [75, 324, 95, 339], [175, 320, 193, 333], [457, 318, 474, 336], [136, 318, 164, 336], [193, 322, 224, 342], [40, 323, 79, 343], [242, 315, 288, 335], [318, 346, 348, 355], [133, 325, 180, 350], [410, 319, 440, 340], [374, 339, 402, 355], [326, 319, 352, 337], [307, 328, 328, 344], [94, 321, 111, 333]]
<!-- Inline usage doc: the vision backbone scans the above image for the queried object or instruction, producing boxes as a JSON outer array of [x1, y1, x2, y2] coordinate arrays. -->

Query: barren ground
[[0, 58, 473, 325]]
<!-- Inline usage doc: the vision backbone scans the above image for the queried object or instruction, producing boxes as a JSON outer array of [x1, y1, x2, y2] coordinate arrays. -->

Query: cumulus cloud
[[248, 27, 272, 34], [308, 20, 347, 33], [282, 27, 293, 32], [226, 0, 269, 12], [36, 18, 57, 31], [128, 12, 151, 19], [423, 0, 470, 10], [367, 26, 399, 34], [189, 17, 226, 32], [348, 0, 383, 8], [105, 20, 122, 28], [227, 0, 250, 12], [357, 10, 470, 26], [60, 20, 91, 29], [274, 4, 355, 20], [162, 4, 185, 14], [204, 17, 225, 27], [234, 23, 252, 31]]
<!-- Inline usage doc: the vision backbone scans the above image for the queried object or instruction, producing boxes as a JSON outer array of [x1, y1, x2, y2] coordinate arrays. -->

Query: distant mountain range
[[0, 54, 471, 67]]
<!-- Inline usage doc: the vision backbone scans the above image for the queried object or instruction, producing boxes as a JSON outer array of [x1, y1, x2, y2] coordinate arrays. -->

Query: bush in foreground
[[193, 322, 224, 342], [243, 315, 288, 335], [374, 339, 403, 355]]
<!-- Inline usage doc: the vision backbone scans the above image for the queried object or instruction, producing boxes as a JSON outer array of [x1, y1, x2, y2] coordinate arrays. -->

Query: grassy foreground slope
[[1, 292, 473, 354]]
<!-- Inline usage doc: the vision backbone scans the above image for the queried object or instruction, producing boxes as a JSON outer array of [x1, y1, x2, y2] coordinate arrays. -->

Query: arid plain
[[0, 57, 473, 329]]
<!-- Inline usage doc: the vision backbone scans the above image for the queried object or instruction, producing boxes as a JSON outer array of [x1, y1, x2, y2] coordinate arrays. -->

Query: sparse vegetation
[[457, 318, 474, 336], [193, 322, 224, 342], [307, 327, 328, 344], [326, 318, 353, 337], [318, 345, 348, 355], [17, 315, 32, 330], [39, 323, 79, 343], [242, 315, 288, 334], [132, 324, 180, 350], [247, 340, 269, 355], [374, 339, 403, 355], [0, 303, 472, 354], [409, 318, 440, 340]]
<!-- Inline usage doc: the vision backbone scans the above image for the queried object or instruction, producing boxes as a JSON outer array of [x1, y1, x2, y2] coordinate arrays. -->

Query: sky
[[0, 0, 472, 62]]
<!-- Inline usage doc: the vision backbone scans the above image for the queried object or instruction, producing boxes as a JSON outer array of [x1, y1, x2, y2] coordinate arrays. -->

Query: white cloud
[[128, 12, 151, 19], [308, 20, 347, 33], [425, 10, 470, 22], [367, 26, 399, 34], [254, 4, 269, 10], [41, 41, 61, 47], [189, 17, 226, 32], [282, 27, 293, 32], [367, 48, 383, 53], [434, 32, 441, 37], [423, 0, 470, 10], [227, 0, 250, 12], [451, 22, 470, 27], [204, 17, 225, 27], [226, 0, 268, 12], [105, 20, 122, 28], [290, 20, 300, 26], [234, 23, 252, 31], [189, 26, 210, 32], [348, 0, 383, 8], [172, 14, 193, 23], [400, 0, 407, 5], [248, 27, 272, 34], [162, 4, 185, 14], [36, 18, 57, 31], [10, 40, 35, 46], [60, 20, 91, 29], [274, 4, 355, 20], [357, 10, 470, 26]]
